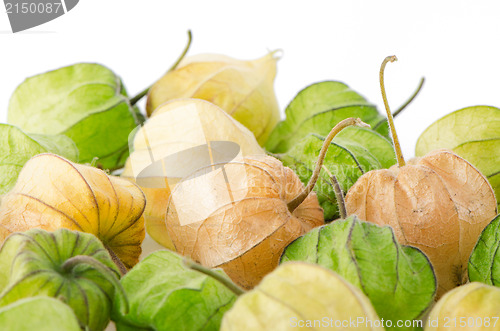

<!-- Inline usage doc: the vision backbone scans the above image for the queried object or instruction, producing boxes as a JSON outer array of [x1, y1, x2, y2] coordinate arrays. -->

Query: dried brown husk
[[345, 149, 497, 297], [0, 153, 146, 268], [166, 155, 324, 289]]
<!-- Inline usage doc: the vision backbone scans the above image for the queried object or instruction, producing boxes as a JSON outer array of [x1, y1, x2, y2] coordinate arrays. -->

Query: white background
[[1, 0, 499, 158]]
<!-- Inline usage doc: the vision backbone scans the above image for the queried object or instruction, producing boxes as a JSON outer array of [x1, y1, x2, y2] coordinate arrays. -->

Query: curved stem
[[127, 97, 146, 126], [380, 55, 405, 167], [392, 77, 425, 119], [61, 255, 129, 315], [184, 258, 245, 296], [129, 30, 193, 106], [373, 77, 425, 130], [104, 244, 128, 276], [287, 118, 370, 213], [164, 30, 193, 74], [321, 165, 346, 220]]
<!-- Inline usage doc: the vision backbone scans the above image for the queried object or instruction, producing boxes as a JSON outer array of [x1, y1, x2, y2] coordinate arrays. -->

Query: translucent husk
[[145, 51, 282, 145], [121, 98, 265, 252]]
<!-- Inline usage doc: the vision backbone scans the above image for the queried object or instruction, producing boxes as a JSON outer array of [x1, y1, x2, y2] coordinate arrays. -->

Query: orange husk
[[166, 154, 324, 289]]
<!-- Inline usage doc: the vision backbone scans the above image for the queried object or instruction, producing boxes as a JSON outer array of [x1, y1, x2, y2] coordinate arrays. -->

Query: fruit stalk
[[380, 55, 406, 167], [322, 165, 347, 219], [373, 76, 425, 130], [129, 30, 193, 106], [184, 258, 245, 296], [287, 117, 369, 213], [392, 77, 425, 119], [104, 244, 128, 276]]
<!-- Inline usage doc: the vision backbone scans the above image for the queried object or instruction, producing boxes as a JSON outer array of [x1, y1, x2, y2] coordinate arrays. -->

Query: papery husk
[[345, 149, 497, 297], [425, 282, 500, 331], [0, 228, 123, 331], [122, 98, 264, 251], [0, 153, 146, 268], [221, 262, 384, 331], [145, 52, 281, 145], [166, 155, 324, 289], [122, 158, 174, 251]]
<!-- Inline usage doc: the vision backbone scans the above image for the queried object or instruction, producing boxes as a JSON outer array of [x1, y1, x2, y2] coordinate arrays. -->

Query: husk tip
[[270, 49, 284, 60]]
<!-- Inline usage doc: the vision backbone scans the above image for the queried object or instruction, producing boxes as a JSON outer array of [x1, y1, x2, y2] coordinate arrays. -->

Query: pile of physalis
[[0, 31, 499, 331]]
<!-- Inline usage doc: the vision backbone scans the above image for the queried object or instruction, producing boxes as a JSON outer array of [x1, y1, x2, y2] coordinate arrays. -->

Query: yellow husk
[[221, 262, 384, 331], [0, 153, 146, 268], [122, 98, 265, 251], [425, 282, 500, 330], [146, 52, 281, 145]]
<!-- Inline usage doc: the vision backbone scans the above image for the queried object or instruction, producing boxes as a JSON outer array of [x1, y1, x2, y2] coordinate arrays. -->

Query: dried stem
[[287, 118, 370, 213], [321, 165, 347, 219], [184, 258, 245, 296], [380, 55, 406, 167], [129, 30, 193, 106]]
